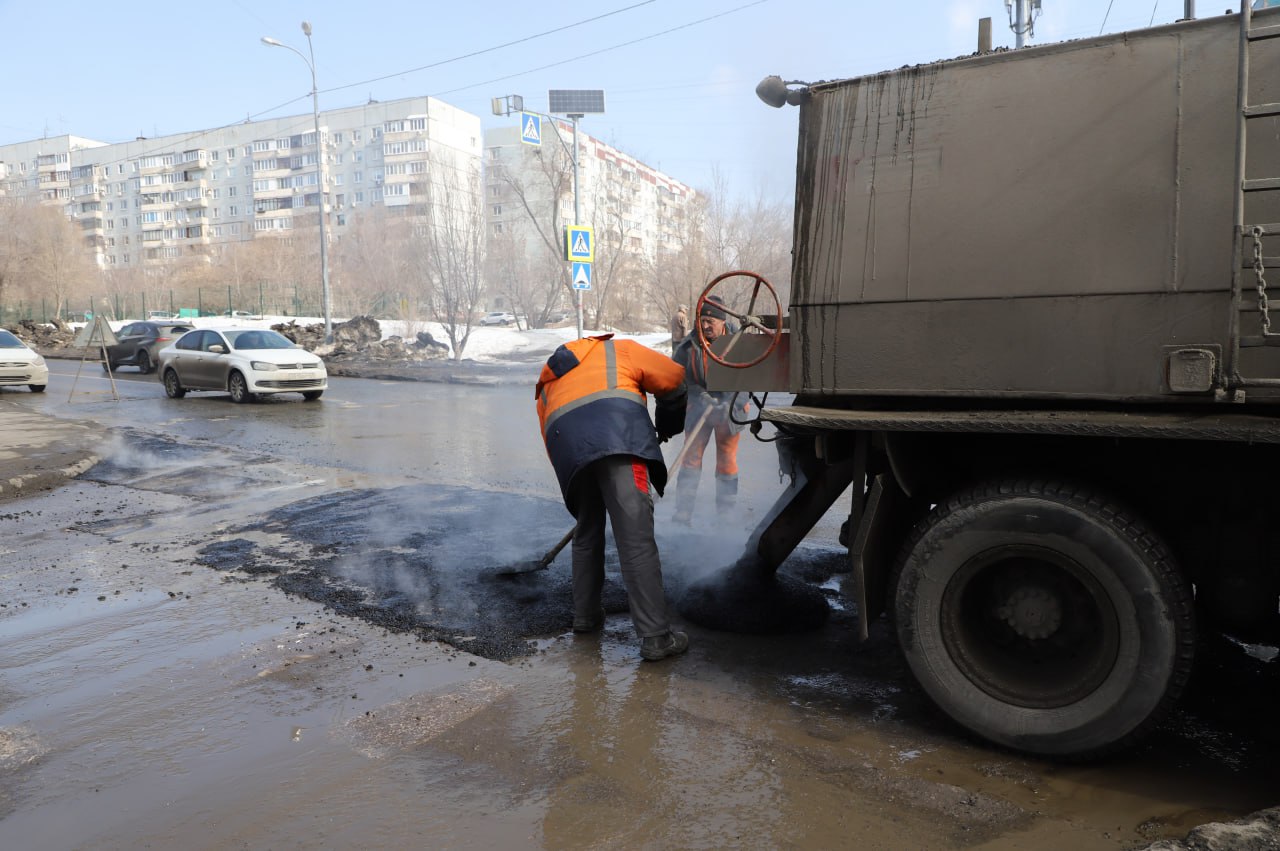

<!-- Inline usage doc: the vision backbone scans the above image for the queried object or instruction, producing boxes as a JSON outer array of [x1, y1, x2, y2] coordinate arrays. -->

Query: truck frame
[[706, 3, 1280, 758]]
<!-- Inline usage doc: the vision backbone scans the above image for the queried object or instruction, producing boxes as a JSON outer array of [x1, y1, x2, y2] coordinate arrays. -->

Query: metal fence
[[0, 286, 332, 327]]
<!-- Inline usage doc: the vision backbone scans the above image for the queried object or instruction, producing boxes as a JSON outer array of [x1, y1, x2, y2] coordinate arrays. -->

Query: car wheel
[[136, 350, 152, 374], [302, 390, 323, 401], [228, 371, 255, 404], [101, 361, 112, 373], [29, 384, 46, 393], [890, 479, 1195, 759], [163, 368, 186, 399]]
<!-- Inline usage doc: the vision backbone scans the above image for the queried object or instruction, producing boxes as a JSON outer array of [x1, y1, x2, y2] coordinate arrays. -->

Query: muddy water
[[1, 372, 1277, 848]]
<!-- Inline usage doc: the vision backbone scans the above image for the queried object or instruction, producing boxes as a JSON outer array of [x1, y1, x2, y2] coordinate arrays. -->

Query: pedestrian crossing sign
[[572, 261, 592, 290], [520, 112, 541, 146], [565, 225, 593, 262]]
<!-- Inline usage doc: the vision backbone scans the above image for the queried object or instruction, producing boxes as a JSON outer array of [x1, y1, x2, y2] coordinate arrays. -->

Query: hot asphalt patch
[[193, 483, 845, 662]]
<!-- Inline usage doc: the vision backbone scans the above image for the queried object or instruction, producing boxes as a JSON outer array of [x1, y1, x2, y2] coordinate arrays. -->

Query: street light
[[261, 21, 332, 343]]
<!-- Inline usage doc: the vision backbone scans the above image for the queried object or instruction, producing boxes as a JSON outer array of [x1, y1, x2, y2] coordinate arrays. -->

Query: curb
[[0, 405, 104, 503], [0, 451, 100, 501]]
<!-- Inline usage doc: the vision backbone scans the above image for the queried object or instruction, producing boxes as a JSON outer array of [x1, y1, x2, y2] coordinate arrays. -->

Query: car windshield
[[225, 330, 296, 351], [0, 330, 27, 348]]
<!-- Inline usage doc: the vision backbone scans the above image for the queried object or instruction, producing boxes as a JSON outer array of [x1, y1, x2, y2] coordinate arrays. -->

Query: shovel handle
[[539, 526, 576, 568]]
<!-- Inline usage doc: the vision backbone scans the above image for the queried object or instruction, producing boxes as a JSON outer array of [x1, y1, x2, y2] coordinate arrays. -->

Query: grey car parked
[[103, 321, 194, 374]]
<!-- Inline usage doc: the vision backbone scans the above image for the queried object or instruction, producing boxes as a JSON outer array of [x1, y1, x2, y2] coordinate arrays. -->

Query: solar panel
[[547, 89, 606, 115]]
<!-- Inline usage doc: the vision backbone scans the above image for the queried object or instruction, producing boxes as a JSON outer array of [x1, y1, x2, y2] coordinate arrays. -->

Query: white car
[[0, 329, 48, 393], [158, 327, 326, 403], [479, 311, 516, 326]]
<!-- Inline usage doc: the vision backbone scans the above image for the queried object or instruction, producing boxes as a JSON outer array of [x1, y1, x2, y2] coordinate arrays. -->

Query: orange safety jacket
[[536, 334, 687, 514]]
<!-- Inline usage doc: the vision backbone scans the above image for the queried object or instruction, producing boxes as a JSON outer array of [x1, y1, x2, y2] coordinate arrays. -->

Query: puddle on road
[[12, 440, 1277, 849]]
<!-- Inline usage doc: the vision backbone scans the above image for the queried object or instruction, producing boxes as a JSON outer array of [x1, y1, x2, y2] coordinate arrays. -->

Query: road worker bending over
[[535, 333, 690, 661]]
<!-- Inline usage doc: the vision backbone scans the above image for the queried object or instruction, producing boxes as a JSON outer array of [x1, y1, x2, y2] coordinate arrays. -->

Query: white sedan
[[0, 329, 48, 393], [158, 328, 326, 403]]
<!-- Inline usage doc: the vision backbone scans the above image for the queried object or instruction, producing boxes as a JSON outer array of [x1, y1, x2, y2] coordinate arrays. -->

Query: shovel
[[494, 526, 576, 576]]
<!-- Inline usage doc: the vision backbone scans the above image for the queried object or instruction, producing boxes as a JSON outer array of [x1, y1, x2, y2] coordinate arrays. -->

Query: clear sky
[[0, 1, 1220, 201]]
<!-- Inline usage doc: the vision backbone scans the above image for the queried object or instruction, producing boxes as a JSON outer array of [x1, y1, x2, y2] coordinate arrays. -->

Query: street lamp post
[[494, 91, 603, 340], [262, 22, 332, 343]]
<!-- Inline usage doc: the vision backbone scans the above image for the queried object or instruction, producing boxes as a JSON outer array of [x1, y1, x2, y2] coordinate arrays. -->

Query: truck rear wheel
[[891, 479, 1194, 759]]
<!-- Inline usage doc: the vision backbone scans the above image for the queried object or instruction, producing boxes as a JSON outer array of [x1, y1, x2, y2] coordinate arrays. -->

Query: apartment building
[[484, 121, 697, 272], [0, 96, 482, 270]]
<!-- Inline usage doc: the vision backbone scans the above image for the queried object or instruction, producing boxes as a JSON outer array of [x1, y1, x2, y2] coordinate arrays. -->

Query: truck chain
[[1253, 225, 1272, 335]]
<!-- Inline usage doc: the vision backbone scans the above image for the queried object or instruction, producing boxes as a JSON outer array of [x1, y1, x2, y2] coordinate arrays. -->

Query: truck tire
[[890, 479, 1194, 759]]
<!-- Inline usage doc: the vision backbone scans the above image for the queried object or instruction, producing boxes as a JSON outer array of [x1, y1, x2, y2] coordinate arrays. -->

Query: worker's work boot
[[640, 630, 689, 662], [715, 474, 738, 515], [573, 606, 607, 634]]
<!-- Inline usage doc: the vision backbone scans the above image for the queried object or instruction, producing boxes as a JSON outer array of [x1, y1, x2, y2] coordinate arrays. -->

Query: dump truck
[[702, 3, 1280, 759]]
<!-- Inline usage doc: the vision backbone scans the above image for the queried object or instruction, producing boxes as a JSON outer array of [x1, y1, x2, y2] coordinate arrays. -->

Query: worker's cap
[[699, 296, 727, 321]]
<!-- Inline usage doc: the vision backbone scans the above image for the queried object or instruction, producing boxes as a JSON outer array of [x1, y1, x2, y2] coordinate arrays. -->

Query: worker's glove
[[655, 403, 684, 443]]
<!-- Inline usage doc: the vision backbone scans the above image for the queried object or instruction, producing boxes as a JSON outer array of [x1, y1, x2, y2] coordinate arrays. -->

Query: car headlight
[[250, 360, 276, 371], [32, 354, 46, 367], [306, 360, 324, 370]]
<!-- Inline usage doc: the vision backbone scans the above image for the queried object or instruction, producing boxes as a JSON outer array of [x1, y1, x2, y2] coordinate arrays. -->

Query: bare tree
[[19, 205, 96, 319], [0, 196, 29, 316], [332, 207, 419, 317], [418, 153, 487, 360], [487, 226, 563, 328], [491, 130, 577, 320], [583, 180, 644, 330]]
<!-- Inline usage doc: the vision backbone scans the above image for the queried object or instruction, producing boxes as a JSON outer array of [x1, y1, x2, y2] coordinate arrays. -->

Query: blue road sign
[[520, 112, 541, 146], [565, 225, 593, 262], [572, 261, 592, 290]]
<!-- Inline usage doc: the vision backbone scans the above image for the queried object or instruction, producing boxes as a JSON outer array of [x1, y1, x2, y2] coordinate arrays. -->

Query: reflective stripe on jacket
[[536, 334, 687, 514]]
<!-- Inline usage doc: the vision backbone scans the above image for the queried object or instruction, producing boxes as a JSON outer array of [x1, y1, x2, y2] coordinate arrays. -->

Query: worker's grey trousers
[[570, 455, 671, 639]]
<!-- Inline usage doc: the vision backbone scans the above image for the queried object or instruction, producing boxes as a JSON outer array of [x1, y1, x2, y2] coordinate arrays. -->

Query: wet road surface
[[1, 366, 1278, 848]]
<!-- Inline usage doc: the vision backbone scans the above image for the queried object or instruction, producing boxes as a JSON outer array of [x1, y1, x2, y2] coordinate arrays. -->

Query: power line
[[1100, 0, 1117, 34], [431, 0, 770, 100], [9, 0, 767, 181], [322, 0, 658, 97]]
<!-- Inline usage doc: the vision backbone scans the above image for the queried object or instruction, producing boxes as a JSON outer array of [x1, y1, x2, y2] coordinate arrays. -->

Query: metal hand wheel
[[695, 270, 783, 369]]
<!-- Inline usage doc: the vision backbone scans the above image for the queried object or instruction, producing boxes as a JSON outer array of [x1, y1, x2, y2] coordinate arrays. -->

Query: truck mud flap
[[850, 474, 913, 641]]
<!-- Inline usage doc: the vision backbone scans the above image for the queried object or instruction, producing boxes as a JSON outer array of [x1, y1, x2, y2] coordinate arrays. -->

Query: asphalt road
[[0, 362, 1277, 849]]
